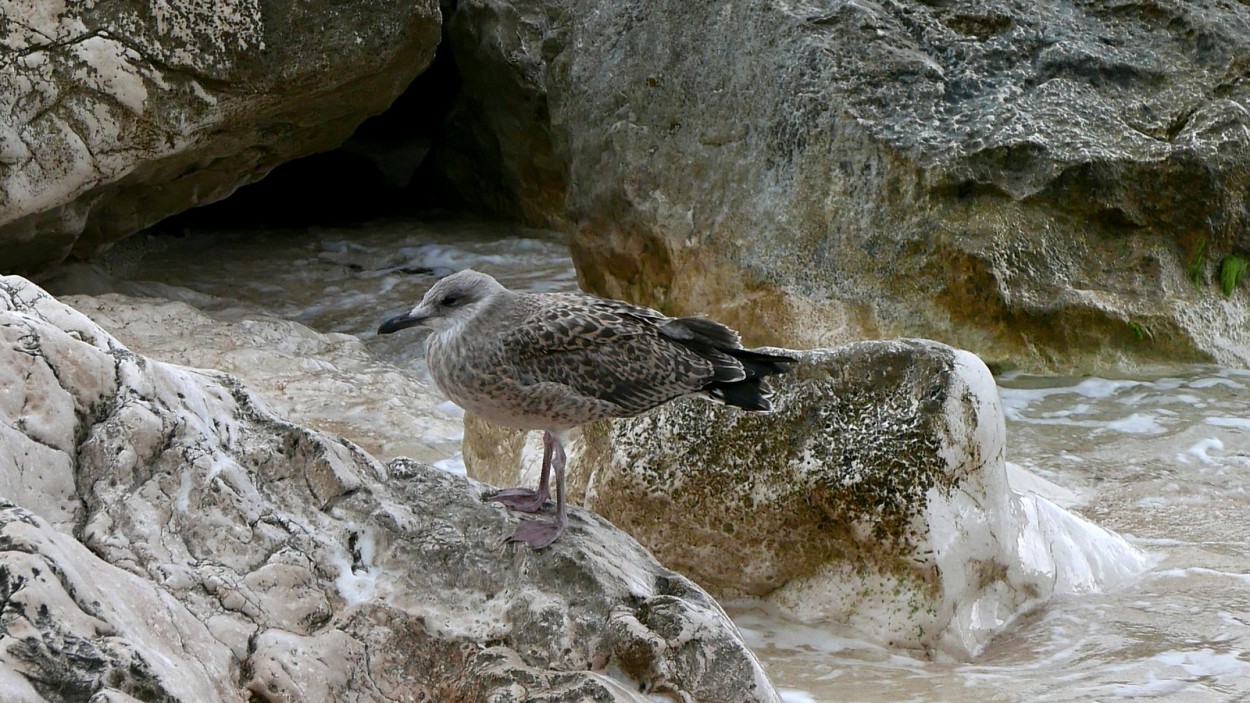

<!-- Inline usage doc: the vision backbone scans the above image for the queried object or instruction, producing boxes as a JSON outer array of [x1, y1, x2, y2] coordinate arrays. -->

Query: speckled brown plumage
[[378, 269, 794, 548]]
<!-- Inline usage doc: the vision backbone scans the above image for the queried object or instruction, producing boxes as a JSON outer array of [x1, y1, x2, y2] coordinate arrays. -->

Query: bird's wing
[[499, 296, 719, 416]]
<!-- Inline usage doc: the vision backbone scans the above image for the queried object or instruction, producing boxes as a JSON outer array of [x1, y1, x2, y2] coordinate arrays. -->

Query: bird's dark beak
[[378, 311, 426, 334]]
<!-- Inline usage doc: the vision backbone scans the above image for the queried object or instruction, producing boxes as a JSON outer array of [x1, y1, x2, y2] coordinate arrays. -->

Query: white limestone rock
[[0, 275, 781, 703], [0, 502, 241, 702]]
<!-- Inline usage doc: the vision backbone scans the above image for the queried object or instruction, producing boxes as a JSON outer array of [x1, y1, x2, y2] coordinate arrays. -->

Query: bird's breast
[[424, 329, 520, 419], [424, 329, 483, 399], [421, 327, 612, 431]]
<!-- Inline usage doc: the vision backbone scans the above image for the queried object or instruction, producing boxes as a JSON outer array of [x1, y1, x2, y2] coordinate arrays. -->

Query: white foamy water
[[48, 217, 1250, 702], [738, 370, 1250, 702]]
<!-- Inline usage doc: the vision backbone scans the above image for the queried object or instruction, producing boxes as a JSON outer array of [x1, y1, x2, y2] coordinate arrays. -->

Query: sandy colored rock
[[0, 275, 781, 702], [465, 339, 1149, 656], [436, 0, 1250, 371]]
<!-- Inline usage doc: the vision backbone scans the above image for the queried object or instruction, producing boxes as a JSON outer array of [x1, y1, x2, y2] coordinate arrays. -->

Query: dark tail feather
[[661, 317, 741, 347], [724, 347, 796, 380], [705, 348, 795, 411], [661, 317, 797, 411], [706, 378, 774, 411]]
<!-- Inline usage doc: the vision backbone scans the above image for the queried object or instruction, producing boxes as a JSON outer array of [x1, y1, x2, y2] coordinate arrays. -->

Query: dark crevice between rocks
[[928, 178, 1012, 203], [71, 348, 132, 546], [239, 628, 262, 700], [146, 0, 565, 239], [155, 33, 465, 231]]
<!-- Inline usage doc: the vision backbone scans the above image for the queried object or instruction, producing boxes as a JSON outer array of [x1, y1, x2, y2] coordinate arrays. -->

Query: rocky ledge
[[0, 0, 440, 270]]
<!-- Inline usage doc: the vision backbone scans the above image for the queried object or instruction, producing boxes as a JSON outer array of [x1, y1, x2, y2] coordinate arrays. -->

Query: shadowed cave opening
[[157, 36, 469, 232]]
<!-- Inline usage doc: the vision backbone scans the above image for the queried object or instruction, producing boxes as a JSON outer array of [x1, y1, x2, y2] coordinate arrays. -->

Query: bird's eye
[[441, 295, 459, 307]]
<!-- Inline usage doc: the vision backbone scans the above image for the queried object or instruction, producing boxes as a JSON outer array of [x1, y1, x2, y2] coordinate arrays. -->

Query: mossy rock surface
[[579, 340, 987, 600]]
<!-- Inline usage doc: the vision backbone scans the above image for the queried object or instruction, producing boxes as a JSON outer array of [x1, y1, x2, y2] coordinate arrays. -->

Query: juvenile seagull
[[378, 269, 794, 548]]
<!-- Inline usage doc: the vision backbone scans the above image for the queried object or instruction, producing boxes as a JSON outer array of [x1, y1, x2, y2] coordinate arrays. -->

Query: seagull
[[378, 269, 794, 548]]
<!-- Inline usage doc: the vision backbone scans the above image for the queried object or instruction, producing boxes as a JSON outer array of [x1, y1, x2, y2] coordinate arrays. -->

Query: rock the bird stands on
[[378, 269, 795, 548]]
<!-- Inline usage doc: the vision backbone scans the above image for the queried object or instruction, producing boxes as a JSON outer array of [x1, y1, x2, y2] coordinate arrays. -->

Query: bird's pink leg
[[487, 431, 553, 513], [509, 436, 567, 549]]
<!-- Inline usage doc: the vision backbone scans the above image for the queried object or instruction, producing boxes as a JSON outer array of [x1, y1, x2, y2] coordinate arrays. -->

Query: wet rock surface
[[58, 291, 464, 468], [0, 275, 780, 703]]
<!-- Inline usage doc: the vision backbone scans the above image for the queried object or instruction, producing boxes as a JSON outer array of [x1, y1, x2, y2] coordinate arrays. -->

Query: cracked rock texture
[[436, 0, 1250, 371], [466, 340, 1149, 657], [0, 0, 439, 270], [0, 275, 780, 703]]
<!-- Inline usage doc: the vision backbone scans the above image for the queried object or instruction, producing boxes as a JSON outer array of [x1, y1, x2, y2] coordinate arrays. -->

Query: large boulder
[[438, 0, 1250, 371], [465, 339, 1150, 657], [0, 275, 780, 703], [0, 1, 440, 271]]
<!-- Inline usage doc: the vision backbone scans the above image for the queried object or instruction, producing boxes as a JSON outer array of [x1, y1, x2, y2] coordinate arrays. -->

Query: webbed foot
[[487, 487, 550, 513], [508, 517, 566, 549]]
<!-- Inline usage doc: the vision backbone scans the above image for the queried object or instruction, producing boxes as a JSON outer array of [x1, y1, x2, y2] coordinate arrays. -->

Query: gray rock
[[466, 339, 1149, 656], [428, 0, 567, 229], [438, 0, 1250, 371], [0, 1, 440, 271], [0, 275, 780, 702]]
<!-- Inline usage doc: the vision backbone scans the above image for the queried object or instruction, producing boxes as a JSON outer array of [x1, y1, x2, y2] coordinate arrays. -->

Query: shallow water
[[55, 217, 1250, 702], [735, 366, 1250, 702], [54, 216, 577, 366]]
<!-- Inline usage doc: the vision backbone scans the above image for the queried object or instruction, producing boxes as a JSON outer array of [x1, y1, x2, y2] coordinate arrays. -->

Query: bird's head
[[378, 269, 506, 335]]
